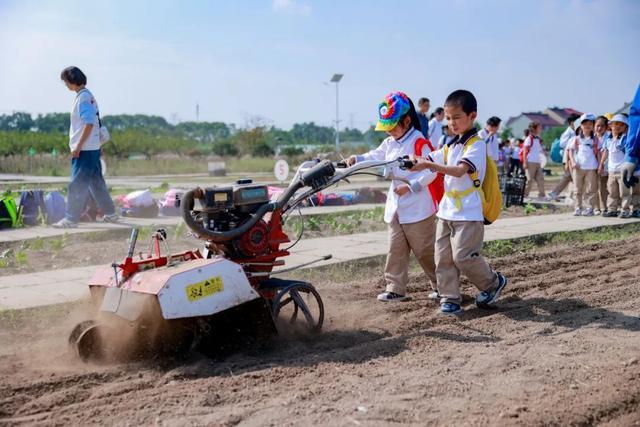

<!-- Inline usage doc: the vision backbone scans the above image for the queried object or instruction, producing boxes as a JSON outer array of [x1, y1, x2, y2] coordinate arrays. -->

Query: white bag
[[124, 190, 154, 207]]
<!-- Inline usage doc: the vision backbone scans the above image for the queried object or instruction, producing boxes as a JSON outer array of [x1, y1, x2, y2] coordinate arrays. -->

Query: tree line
[[0, 112, 383, 157]]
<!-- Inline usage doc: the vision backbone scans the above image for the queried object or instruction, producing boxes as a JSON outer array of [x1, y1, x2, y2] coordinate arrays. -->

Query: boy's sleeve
[[78, 94, 98, 126], [459, 139, 486, 174], [356, 139, 388, 162], [625, 83, 640, 164]]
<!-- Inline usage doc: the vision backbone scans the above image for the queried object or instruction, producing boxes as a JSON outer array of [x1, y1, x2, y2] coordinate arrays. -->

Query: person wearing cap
[[568, 113, 600, 216], [346, 92, 439, 303], [599, 114, 631, 217], [594, 115, 611, 215]]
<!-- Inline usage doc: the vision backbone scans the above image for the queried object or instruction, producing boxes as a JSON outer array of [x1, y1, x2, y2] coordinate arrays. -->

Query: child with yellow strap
[[409, 89, 507, 316]]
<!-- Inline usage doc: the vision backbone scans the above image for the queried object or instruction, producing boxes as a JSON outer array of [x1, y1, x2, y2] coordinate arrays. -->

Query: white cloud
[[272, 0, 312, 16]]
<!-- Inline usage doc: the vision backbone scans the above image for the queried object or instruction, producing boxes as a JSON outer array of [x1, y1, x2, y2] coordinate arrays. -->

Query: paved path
[[0, 204, 384, 244], [1, 213, 638, 311]]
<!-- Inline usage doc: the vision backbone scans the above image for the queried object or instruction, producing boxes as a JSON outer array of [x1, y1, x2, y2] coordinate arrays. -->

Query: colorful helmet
[[375, 91, 411, 131]]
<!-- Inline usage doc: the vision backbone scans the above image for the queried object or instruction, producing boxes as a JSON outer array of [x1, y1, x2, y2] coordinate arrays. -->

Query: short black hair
[[486, 116, 501, 127], [434, 107, 444, 115], [444, 90, 477, 114], [60, 66, 87, 86], [418, 97, 430, 105], [567, 113, 581, 125]]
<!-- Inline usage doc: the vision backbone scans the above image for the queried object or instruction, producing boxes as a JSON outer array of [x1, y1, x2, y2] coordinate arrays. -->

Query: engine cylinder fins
[[271, 282, 324, 335]]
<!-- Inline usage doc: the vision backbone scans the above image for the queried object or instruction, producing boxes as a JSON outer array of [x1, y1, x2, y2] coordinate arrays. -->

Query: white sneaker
[[583, 208, 594, 216], [573, 208, 582, 216], [594, 209, 602, 215], [427, 290, 441, 301], [52, 218, 78, 228], [102, 213, 120, 223], [377, 292, 409, 302]]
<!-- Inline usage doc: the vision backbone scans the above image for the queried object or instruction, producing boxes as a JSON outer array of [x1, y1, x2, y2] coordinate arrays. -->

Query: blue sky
[[0, 0, 638, 130]]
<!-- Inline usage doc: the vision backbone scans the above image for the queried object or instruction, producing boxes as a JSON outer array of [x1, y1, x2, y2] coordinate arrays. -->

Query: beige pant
[[384, 214, 437, 295], [434, 219, 498, 304], [573, 168, 598, 209], [551, 166, 573, 198], [525, 162, 545, 198], [596, 174, 609, 211], [607, 173, 631, 212]]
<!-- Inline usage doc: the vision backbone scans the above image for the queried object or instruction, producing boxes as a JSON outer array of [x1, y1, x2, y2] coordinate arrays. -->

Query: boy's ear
[[470, 112, 478, 121]]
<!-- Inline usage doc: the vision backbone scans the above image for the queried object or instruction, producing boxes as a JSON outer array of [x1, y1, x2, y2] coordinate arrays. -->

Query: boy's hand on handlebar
[[411, 156, 436, 172], [394, 185, 411, 197]]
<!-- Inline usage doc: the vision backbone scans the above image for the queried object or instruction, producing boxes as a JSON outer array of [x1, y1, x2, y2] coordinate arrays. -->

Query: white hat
[[579, 113, 597, 123], [610, 113, 628, 126]]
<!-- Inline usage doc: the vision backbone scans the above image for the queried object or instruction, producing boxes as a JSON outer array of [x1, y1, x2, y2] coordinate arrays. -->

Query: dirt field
[[1, 236, 639, 426]]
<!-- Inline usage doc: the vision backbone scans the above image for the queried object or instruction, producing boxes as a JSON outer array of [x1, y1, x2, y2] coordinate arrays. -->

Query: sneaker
[[546, 192, 558, 202], [427, 290, 441, 301], [440, 302, 463, 316], [476, 273, 508, 308], [633, 210, 640, 218], [377, 291, 409, 302], [582, 208, 594, 216], [594, 209, 602, 215], [573, 208, 583, 216], [102, 213, 120, 223], [52, 218, 78, 229], [620, 211, 632, 219], [603, 210, 618, 218]]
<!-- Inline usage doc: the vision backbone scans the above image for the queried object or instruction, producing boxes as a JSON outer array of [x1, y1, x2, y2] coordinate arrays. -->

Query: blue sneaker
[[476, 273, 508, 308], [440, 302, 463, 316]]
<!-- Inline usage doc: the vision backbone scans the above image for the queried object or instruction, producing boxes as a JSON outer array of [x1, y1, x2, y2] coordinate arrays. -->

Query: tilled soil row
[[1, 237, 639, 426]]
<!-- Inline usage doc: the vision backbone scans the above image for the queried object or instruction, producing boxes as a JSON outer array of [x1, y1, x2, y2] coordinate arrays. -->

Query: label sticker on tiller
[[185, 276, 224, 302]]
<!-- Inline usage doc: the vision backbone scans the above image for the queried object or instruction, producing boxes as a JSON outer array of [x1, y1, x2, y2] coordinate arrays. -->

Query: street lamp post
[[330, 73, 343, 153]]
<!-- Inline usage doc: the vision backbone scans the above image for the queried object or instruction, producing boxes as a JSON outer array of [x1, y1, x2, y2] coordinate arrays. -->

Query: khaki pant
[[434, 219, 498, 304], [573, 168, 598, 209], [384, 214, 437, 295], [607, 173, 631, 212], [525, 162, 545, 198], [596, 174, 609, 211], [551, 166, 573, 198]]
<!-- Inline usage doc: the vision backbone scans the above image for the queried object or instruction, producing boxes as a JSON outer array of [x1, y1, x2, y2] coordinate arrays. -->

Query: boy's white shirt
[[69, 88, 101, 151], [571, 135, 599, 170], [523, 135, 543, 163], [428, 133, 487, 222], [356, 127, 437, 224], [604, 134, 626, 173], [511, 145, 521, 159], [477, 128, 500, 161]]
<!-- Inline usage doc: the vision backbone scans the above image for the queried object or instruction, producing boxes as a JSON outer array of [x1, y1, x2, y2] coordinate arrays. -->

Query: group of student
[[549, 113, 639, 217], [347, 90, 507, 316]]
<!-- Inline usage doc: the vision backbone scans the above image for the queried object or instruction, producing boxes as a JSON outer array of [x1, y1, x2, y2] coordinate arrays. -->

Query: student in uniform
[[347, 91, 439, 302], [594, 115, 610, 215], [410, 89, 508, 316], [568, 113, 600, 216], [549, 113, 581, 201], [477, 116, 501, 162], [600, 114, 630, 217], [522, 121, 546, 199], [428, 107, 445, 144]]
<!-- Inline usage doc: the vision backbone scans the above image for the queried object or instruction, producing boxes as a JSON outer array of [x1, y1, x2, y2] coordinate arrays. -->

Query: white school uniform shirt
[[604, 134, 627, 173], [596, 132, 610, 176], [428, 118, 444, 144], [356, 127, 437, 224], [69, 88, 101, 152], [477, 128, 500, 161], [511, 144, 521, 160], [427, 130, 487, 222], [571, 135, 599, 170], [523, 135, 543, 163], [559, 126, 575, 164]]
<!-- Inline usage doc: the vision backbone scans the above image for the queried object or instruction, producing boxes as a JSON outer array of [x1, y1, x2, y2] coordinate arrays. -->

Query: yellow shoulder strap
[[462, 135, 482, 188]]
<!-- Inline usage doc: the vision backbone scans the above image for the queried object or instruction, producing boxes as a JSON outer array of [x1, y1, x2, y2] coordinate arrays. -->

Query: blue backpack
[[550, 138, 563, 164], [19, 190, 45, 226], [44, 191, 66, 224]]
